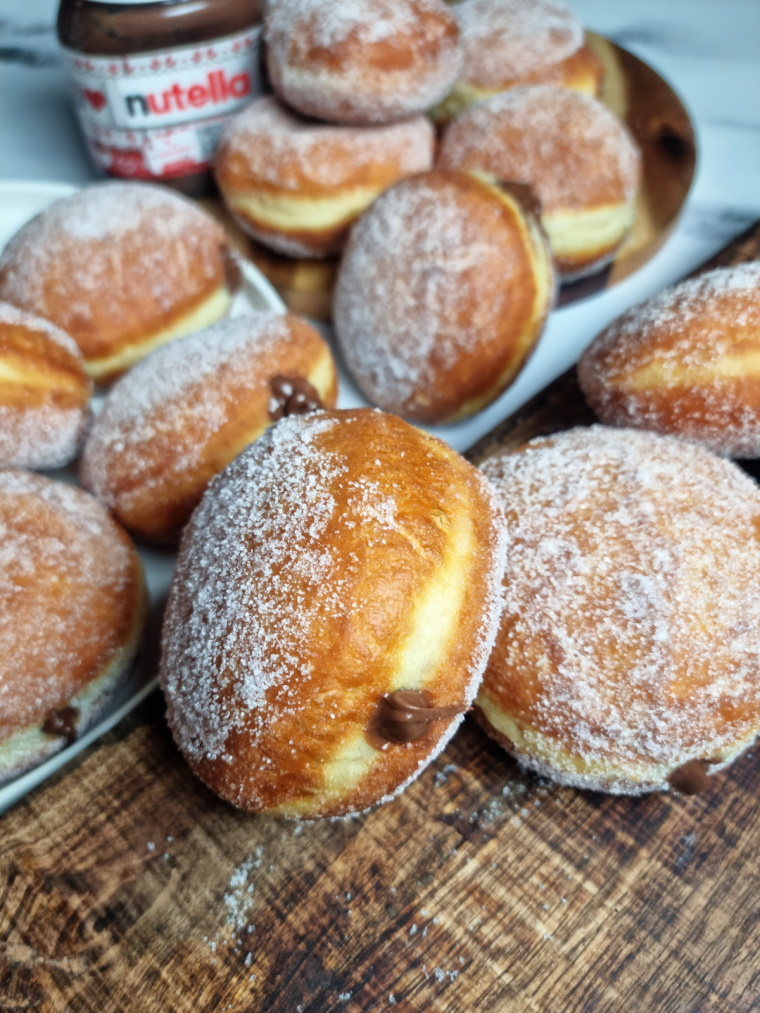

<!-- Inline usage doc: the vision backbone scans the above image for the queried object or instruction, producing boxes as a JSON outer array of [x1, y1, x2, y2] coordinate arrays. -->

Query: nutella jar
[[57, 0, 263, 194]]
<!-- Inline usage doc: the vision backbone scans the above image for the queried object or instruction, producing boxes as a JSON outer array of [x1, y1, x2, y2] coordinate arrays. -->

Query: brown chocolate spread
[[220, 245, 243, 293], [667, 758, 713, 796], [497, 180, 543, 220], [268, 375, 323, 422], [366, 689, 467, 749], [42, 706, 80, 745]]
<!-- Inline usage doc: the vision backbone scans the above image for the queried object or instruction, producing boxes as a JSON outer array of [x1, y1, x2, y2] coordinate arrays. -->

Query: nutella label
[[62, 27, 261, 180]]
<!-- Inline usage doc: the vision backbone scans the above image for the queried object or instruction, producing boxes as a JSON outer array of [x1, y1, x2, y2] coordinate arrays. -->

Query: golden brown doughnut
[[0, 182, 242, 383], [215, 96, 435, 258], [476, 425, 760, 794], [160, 408, 507, 819], [333, 170, 554, 424], [0, 470, 146, 784], [80, 313, 338, 544], [0, 302, 92, 470], [578, 263, 760, 458], [438, 85, 641, 279], [433, 0, 604, 124], [265, 0, 461, 125]]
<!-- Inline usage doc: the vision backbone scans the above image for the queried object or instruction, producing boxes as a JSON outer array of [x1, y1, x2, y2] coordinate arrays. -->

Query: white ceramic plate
[[0, 181, 286, 814]]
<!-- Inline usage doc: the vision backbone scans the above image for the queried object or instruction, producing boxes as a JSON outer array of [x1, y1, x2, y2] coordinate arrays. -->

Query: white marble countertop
[[1, 0, 758, 452]]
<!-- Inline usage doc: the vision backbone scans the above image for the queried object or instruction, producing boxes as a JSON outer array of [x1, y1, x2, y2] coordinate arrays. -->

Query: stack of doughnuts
[[215, 0, 459, 259]]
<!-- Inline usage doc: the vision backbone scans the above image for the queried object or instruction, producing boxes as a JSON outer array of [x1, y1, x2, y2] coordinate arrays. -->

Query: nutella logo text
[[122, 69, 251, 122]]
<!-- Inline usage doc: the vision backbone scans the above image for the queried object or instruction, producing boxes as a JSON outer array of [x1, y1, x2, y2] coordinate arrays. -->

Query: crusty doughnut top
[[0, 470, 144, 739], [265, 0, 460, 122], [216, 96, 434, 194], [333, 170, 547, 421], [479, 426, 760, 783], [0, 301, 91, 469], [161, 408, 506, 815], [0, 183, 233, 361], [439, 86, 641, 211], [454, 0, 584, 88], [578, 263, 760, 457]]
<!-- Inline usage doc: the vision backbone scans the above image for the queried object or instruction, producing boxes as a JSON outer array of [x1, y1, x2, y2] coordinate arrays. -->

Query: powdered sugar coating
[[0, 302, 91, 470], [439, 86, 641, 211], [454, 0, 584, 87], [333, 171, 550, 421], [0, 182, 230, 361], [0, 470, 144, 751], [578, 263, 760, 457], [265, 0, 461, 123], [479, 426, 760, 792], [161, 408, 507, 816], [80, 312, 336, 540], [218, 96, 435, 191]]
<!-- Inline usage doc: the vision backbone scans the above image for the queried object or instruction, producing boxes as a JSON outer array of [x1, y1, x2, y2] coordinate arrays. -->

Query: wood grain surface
[[2, 225, 759, 1013]]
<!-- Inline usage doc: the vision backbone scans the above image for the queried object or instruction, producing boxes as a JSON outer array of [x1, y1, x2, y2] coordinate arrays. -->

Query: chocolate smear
[[366, 689, 467, 749], [42, 706, 80, 745], [220, 245, 243, 293], [667, 758, 712, 796], [268, 375, 323, 421]]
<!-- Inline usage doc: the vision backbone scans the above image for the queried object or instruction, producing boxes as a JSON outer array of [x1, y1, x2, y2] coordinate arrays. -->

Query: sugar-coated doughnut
[[160, 408, 507, 818], [0, 183, 242, 383], [215, 96, 435, 258], [476, 426, 760, 795], [265, 0, 461, 124], [333, 170, 554, 424], [0, 470, 146, 784], [433, 0, 603, 123], [0, 302, 92, 470], [80, 313, 338, 544], [578, 263, 760, 458], [438, 86, 641, 279]]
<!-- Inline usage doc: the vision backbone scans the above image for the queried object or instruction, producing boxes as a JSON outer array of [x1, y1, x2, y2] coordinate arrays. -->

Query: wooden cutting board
[[2, 225, 760, 1013]]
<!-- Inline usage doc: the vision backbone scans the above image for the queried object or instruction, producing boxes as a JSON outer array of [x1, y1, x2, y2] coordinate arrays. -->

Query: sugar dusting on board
[[479, 426, 760, 791]]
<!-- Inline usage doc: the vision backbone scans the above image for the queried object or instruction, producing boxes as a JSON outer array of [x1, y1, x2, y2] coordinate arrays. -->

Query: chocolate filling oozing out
[[268, 375, 323, 422], [220, 245, 243, 293], [42, 705, 80, 745], [366, 689, 467, 749], [667, 758, 714, 796]]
